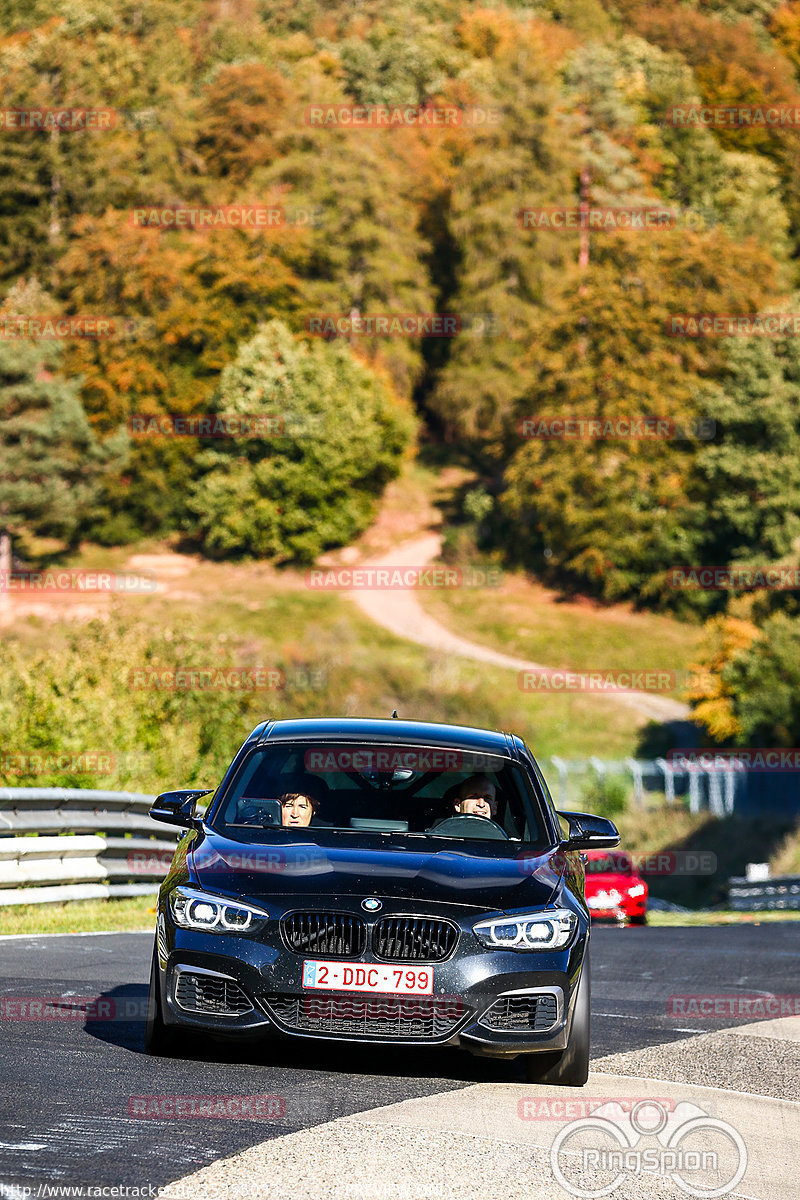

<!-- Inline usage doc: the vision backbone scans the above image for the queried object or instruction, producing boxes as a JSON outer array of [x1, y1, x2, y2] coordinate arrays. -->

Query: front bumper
[[155, 899, 588, 1058]]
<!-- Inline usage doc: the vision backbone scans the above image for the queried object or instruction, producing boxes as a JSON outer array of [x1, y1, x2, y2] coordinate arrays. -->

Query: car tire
[[144, 943, 180, 1056], [629, 913, 647, 925], [524, 948, 590, 1087]]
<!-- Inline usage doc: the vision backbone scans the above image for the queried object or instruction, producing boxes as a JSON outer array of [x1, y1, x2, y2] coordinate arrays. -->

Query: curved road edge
[[346, 533, 689, 724]]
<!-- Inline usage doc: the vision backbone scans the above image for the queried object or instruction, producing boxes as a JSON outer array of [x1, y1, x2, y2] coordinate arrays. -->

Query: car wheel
[[628, 913, 647, 926], [524, 948, 590, 1087], [144, 942, 181, 1056]]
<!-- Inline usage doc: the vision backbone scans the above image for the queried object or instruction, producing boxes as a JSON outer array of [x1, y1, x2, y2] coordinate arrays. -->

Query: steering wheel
[[428, 814, 509, 840]]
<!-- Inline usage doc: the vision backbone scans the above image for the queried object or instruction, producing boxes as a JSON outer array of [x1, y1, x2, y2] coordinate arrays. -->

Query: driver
[[453, 774, 497, 820], [280, 791, 319, 828]]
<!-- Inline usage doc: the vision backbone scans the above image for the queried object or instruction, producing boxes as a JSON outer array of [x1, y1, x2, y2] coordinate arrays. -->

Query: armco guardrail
[[0, 788, 174, 906], [728, 875, 800, 911]]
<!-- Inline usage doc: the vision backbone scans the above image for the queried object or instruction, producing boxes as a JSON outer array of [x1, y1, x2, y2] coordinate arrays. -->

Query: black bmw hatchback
[[145, 717, 619, 1085]]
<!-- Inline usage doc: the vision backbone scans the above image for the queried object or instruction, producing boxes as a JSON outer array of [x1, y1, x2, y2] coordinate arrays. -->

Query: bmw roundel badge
[[361, 897, 382, 912]]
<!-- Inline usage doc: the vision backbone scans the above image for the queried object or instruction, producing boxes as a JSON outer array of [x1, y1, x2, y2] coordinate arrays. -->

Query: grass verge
[[0, 895, 156, 937], [645, 909, 800, 927], [419, 568, 703, 698]]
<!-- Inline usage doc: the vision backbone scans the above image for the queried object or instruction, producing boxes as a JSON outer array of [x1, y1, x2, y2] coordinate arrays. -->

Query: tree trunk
[[0, 531, 10, 615]]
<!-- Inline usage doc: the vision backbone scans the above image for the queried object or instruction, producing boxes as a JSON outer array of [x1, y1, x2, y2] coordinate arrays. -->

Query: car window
[[209, 742, 548, 847]]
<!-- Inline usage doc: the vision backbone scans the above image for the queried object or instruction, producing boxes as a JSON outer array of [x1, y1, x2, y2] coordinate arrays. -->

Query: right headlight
[[473, 908, 577, 950], [169, 886, 269, 935]]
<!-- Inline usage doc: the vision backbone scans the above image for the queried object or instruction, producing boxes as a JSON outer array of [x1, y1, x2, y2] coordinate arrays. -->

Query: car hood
[[188, 829, 565, 913]]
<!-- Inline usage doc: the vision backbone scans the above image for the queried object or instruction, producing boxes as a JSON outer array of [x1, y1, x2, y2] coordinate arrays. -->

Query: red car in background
[[583, 849, 648, 924]]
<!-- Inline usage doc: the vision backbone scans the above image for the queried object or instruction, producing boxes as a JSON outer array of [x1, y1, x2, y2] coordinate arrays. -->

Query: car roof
[[256, 717, 516, 757]]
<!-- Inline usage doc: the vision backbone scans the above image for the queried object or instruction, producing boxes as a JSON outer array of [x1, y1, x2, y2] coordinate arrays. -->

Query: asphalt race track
[[0, 924, 797, 1192]]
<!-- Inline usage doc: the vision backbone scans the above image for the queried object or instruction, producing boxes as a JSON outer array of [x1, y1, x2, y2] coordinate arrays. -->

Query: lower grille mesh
[[175, 972, 252, 1016], [264, 993, 465, 1039], [480, 993, 558, 1032]]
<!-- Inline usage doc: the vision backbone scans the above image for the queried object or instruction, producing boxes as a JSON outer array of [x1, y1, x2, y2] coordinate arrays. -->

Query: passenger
[[280, 791, 319, 828], [453, 773, 497, 820]]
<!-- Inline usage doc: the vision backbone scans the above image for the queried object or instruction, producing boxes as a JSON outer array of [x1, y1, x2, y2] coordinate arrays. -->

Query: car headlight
[[169, 887, 269, 934], [627, 883, 646, 898], [473, 908, 577, 950]]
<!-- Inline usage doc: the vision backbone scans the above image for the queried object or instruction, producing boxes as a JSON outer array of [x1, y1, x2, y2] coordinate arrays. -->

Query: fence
[[0, 788, 170, 906], [547, 757, 799, 818], [546, 756, 743, 814], [728, 875, 800, 911]]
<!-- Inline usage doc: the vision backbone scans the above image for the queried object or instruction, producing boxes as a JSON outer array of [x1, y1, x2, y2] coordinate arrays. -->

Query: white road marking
[[0, 929, 150, 941]]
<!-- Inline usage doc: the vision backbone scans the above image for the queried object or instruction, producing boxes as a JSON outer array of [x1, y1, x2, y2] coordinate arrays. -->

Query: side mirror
[[149, 789, 212, 828], [557, 809, 620, 851]]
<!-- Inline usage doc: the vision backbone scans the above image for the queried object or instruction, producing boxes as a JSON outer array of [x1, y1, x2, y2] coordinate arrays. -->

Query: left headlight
[[473, 908, 577, 951], [169, 886, 269, 934]]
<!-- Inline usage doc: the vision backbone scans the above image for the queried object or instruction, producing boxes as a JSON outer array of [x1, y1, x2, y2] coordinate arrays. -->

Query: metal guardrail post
[[624, 757, 644, 807], [654, 757, 675, 804]]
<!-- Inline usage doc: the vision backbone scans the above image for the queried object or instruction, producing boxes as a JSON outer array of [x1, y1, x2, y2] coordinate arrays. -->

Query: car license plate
[[302, 960, 433, 995]]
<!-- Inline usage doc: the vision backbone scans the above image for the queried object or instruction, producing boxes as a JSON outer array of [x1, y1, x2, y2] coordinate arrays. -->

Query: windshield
[[208, 742, 547, 847]]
